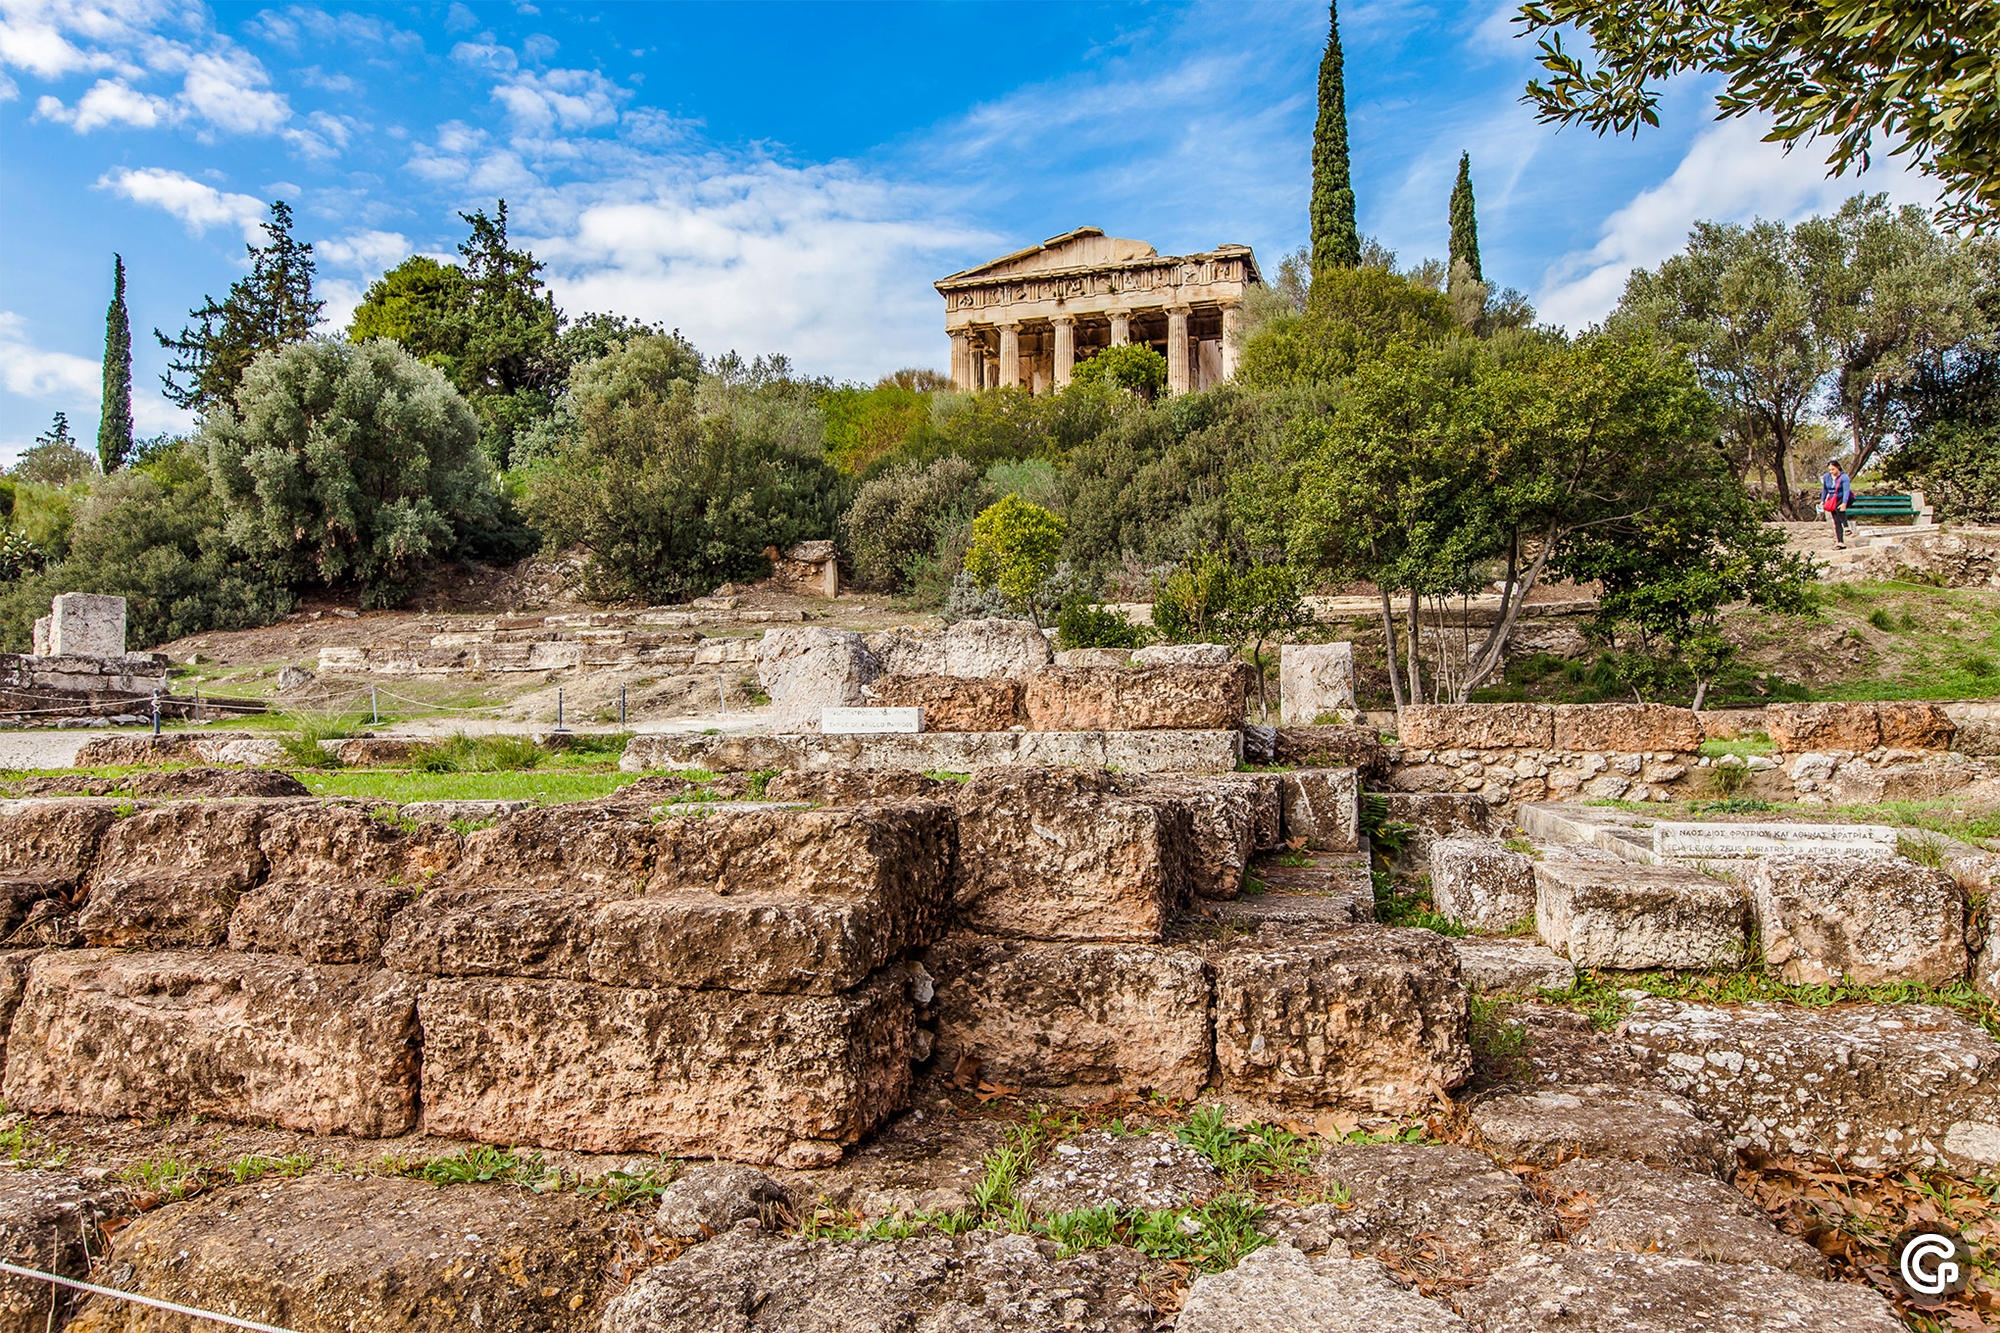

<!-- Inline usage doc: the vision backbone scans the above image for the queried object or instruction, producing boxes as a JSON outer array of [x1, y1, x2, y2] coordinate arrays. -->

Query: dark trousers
[[1831, 507, 1848, 544]]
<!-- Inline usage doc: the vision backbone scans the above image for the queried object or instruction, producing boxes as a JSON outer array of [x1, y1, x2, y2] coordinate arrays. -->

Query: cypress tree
[[98, 254, 134, 473], [1448, 153, 1482, 283], [1310, 2, 1360, 271]]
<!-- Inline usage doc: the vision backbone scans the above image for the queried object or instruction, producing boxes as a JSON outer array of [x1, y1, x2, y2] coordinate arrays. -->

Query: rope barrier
[[0, 1260, 300, 1332]]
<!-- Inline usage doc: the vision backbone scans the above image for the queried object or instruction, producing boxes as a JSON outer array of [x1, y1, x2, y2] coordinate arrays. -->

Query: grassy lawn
[[299, 769, 639, 804]]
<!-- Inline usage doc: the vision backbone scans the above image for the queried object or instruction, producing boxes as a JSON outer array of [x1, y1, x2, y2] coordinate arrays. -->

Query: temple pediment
[[939, 227, 1160, 283]]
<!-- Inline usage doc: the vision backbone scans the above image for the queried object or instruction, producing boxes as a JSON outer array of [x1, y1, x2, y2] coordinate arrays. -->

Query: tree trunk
[[1692, 676, 1710, 712], [1406, 588, 1424, 705], [1463, 533, 1554, 696], [1378, 584, 1404, 712]]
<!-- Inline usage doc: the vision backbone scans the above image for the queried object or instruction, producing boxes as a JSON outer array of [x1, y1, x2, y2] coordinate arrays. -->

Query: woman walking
[[1820, 459, 1853, 548]]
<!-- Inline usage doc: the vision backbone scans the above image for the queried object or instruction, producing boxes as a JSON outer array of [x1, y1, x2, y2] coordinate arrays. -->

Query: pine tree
[[1449, 153, 1482, 283], [1310, 2, 1360, 271], [157, 201, 324, 414], [98, 253, 133, 473]]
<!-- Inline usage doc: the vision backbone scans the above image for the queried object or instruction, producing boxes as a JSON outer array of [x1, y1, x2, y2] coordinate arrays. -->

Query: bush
[[1891, 422, 2000, 522], [841, 456, 989, 589], [521, 335, 847, 602], [1056, 597, 1149, 651], [205, 338, 500, 608], [1072, 344, 1166, 396], [962, 494, 1066, 622]]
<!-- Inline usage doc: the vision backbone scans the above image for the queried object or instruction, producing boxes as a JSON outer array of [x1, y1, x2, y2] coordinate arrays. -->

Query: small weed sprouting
[[367, 805, 421, 835], [744, 768, 780, 801], [1276, 850, 1314, 868], [921, 770, 973, 784], [121, 1155, 205, 1200], [1900, 832, 1951, 868], [448, 817, 498, 837], [1867, 608, 1898, 632], [1539, 970, 1633, 1030], [584, 1159, 678, 1207], [1176, 1105, 1312, 1182], [413, 1145, 552, 1187], [1696, 762, 1749, 799], [1372, 875, 1467, 937], [1343, 1123, 1431, 1146], [229, 1152, 314, 1184], [1468, 994, 1529, 1068], [1684, 797, 1779, 816]]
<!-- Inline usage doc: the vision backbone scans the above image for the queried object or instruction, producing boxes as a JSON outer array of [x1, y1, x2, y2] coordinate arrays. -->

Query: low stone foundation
[[620, 728, 1244, 774]]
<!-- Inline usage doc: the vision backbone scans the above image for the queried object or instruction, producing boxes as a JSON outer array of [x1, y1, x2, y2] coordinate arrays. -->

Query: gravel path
[[0, 731, 94, 770]]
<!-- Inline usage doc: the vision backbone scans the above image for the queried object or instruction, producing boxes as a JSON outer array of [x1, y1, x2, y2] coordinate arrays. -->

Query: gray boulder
[[654, 1164, 795, 1237]]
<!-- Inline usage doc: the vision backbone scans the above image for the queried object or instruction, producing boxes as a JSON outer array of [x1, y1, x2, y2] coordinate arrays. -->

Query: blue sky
[[0, 0, 1942, 462]]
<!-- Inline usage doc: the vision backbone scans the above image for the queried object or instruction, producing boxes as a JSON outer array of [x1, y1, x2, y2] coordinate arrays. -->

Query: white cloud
[[176, 49, 288, 134], [35, 74, 166, 127], [0, 71, 17, 99], [315, 228, 411, 272], [0, 311, 99, 400], [97, 165, 266, 240], [451, 39, 515, 72], [1535, 117, 1946, 330], [491, 66, 623, 135], [445, 3, 477, 32]]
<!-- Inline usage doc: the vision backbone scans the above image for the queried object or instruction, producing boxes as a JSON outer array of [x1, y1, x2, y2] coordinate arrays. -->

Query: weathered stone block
[[870, 674, 1023, 731], [764, 770, 952, 805], [0, 1169, 131, 1331], [1625, 998, 2000, 1171], [1552, 703, 1703, 753], [4, 950, 418, 1136], [951, 769, 1191, 941], [1543, 1158, 1827, 1276], [1748, 854, 1965, 985], [76, 874, 240, 948], [382, 887, 591, 979], [257, 800, 461, 887], [1022, 665, 1245, 732], [448, 802, 657, 895], [47, 593, 125, 657], [757, 627, 879, 730], [1272, 724, 1389, 778], [1376, 792, 1493, 857], [1211, 927, 1471, 1114], [90, 801, 266, 887], [1055, 647, 1131, 668], [924, 935, 1212, 1102], [1017, 1130, 1221, 1215], [0, 801, 118, 877], [1534, 850, 1749, 970], [1133, 775, 1264, 898], [1278, 642, 1356, 726], [1468, 1083, 1733, 1176], [1399, 703, 1553, 750], [942, 617, 1051, 679], [1450, 938, 1575, 995], [1767, 701, 1881, 752], [1428, 837, 1536, 932], [229, 881, 415, 965], [1278, 768, 1360, 852], [1132, 643, 1234, 667], [1877, 700, 1956, 749], [1178, 1245, 1465, 1333], [1293, 1141, 1553, 1263], [416, 972, 912, 1166]]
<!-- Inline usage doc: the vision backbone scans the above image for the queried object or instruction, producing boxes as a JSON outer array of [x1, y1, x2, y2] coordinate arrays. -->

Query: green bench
[[1844, 492, 1925, 522]]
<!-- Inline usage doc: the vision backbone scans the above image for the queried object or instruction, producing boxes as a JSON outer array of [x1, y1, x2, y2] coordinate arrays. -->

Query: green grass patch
[[1698, 734, 1775, 758], [120, 1154, 206, 1200], [1176, 1104, 1313, 1182], [229, 1151, 315, 1184], [1541, 966, 2000, 1038], [299, 770, 639, 804], [413, 733, 548, 772]]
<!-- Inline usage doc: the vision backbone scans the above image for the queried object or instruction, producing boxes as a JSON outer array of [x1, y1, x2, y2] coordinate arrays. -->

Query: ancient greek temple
[[936, 227, 1262, 395]]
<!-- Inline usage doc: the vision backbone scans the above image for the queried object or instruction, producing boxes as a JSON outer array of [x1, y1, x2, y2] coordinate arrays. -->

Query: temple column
[[1052, 316, 1075, 389], [1166, 305, 1191, 395], [1220, 303, 1242, 381], [998, 323, 1021, 388], [1109, 312, 1130, 347], [949, 331, 971, 390]]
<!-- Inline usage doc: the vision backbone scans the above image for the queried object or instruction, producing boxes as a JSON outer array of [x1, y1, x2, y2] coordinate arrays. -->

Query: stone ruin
[[3, 594, 174, 724]]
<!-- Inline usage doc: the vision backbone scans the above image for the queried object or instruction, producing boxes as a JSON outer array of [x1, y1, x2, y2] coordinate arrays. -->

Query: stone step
[[1533, 848, 1750, 970]]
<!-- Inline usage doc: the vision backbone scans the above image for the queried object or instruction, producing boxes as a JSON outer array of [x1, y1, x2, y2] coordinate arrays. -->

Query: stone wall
[[0, 651, 175, 722], [1387, 703, 1703, 808]]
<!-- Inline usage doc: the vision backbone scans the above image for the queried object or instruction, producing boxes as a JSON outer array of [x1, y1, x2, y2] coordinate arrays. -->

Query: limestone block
[[942, 617, 1051, 679], [1534, 850, 1748, 970], [764, 770, 952, 805], [3, 950, 419, 1136], [1543, 1158, 1827, 1276], [229, 882, 414, 965], [1132, 643, 1234, 667], [869, 674, 1023, 731], [1450, 938, 1576, 994], [1131, 775, 1260, 898], [0, 801, 119, 876], [90, 801, 266, 886], [1552, 703, 1703, 753], [416, 972, 912, 1166], [1278, 768, 1360, 852], [77, 874, 242, 948], [1748, 854, 1966, 985], [29, 616, 49, 657], [1055, 647, 1131, 668], [0, 1169, 132, 1330], [256, 800, 461, 887], [1458, 1250, 1903, 1333], [951, 768, 1191, 941], [1625, 998, 2000, 1171], [820, 706, 922, 734], [1877, 700, 1956, 750], [1376, 791, 1492, 859], [1272, 725, 1389, 778], [1428, 837, 1536, 932], [1022, 664, 1245, 732], [1278, 642, 1356, 726], [756, 627, 880, 730], [653, 1164, 795, 1236], [620, 728, 1242, 776], [1289, 1141, 1553, 1263], [47, 593, 125, 657], [1211, 927, 1471, 1115], [600, 1229, 1162, 1333], [1178, 1245, 1465, 1333], [1017, 1130, 1221, 1215], [447, 802, 658, 895], [863, 626, 947, 676], [399, 798, 532, 826], [924, 935, 1212, 1102], [1468, 1083, 1733, 1176], [1398, 703, 1553, 750], [1767, 701, 1881, 752]]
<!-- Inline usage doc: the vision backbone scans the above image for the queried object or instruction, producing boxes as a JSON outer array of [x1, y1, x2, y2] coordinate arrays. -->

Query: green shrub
[[1055, 597, 1149, 651], [1071, 343, 1167, 396], [840, 456, 989, 590], [962, 494, 1066, 621]]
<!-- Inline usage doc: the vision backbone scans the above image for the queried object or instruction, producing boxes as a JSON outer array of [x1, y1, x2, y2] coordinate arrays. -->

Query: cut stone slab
[[1278, 768, 1360, 852], [1767, 701, 1883, 753], [47, 592, 125, 657], [1653, 820, 1898, 861], [1376, 792, 1493, 859], [1468, 1083, 1733, 1176], [382, 886, 591, 980], [1283, 1140, 1553, 1263], [0, 1170, 131, 1332], [600, 1228, 1164, 1333], [758, 627, 880, 730], [869, 675, 1022, 731], [654, 1164, 795, 1236], [63, 1174, 615, 1333], [1177, 1244, 1466, 1333], [3, 949, 418, 1137], [76, 872, 243, 948], [1429, 837, 1537, 933], [821, 706, 922, 734], [1273, 725, 1389, 778], [1278, 643, 1357, 726], [1747, 853, 1966, 985], [1400, 703, 1553, 750], [1211, 927, 1471, 1115], [228, 881, 413, 964], [398, 798, 531, 826], [1534, 849, 1749, 970], [923, 935, 1211, 1103], [1022, 664, 1246, 732], [446, 801, 658, 895], [255, 801, 461, 886], [1132, 774, 1265, 899], [621, 728, 1242, 775], [1542, 1157, 1826, 1276], [1451, 938, 1576, 994], [1625, 998, 2000, 1171], [1455, 1248, 1903, 1333], [416, 971, 912, 1167], [950, 768, 1191, 942], [1132, 643, 1235, 667], [1016, 1130, 1221, 1216], [942, 617, 1052, 679], [1551, 703, 1704, 753], [0, 801, 119, 878], [88, 800, 266, 889]]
